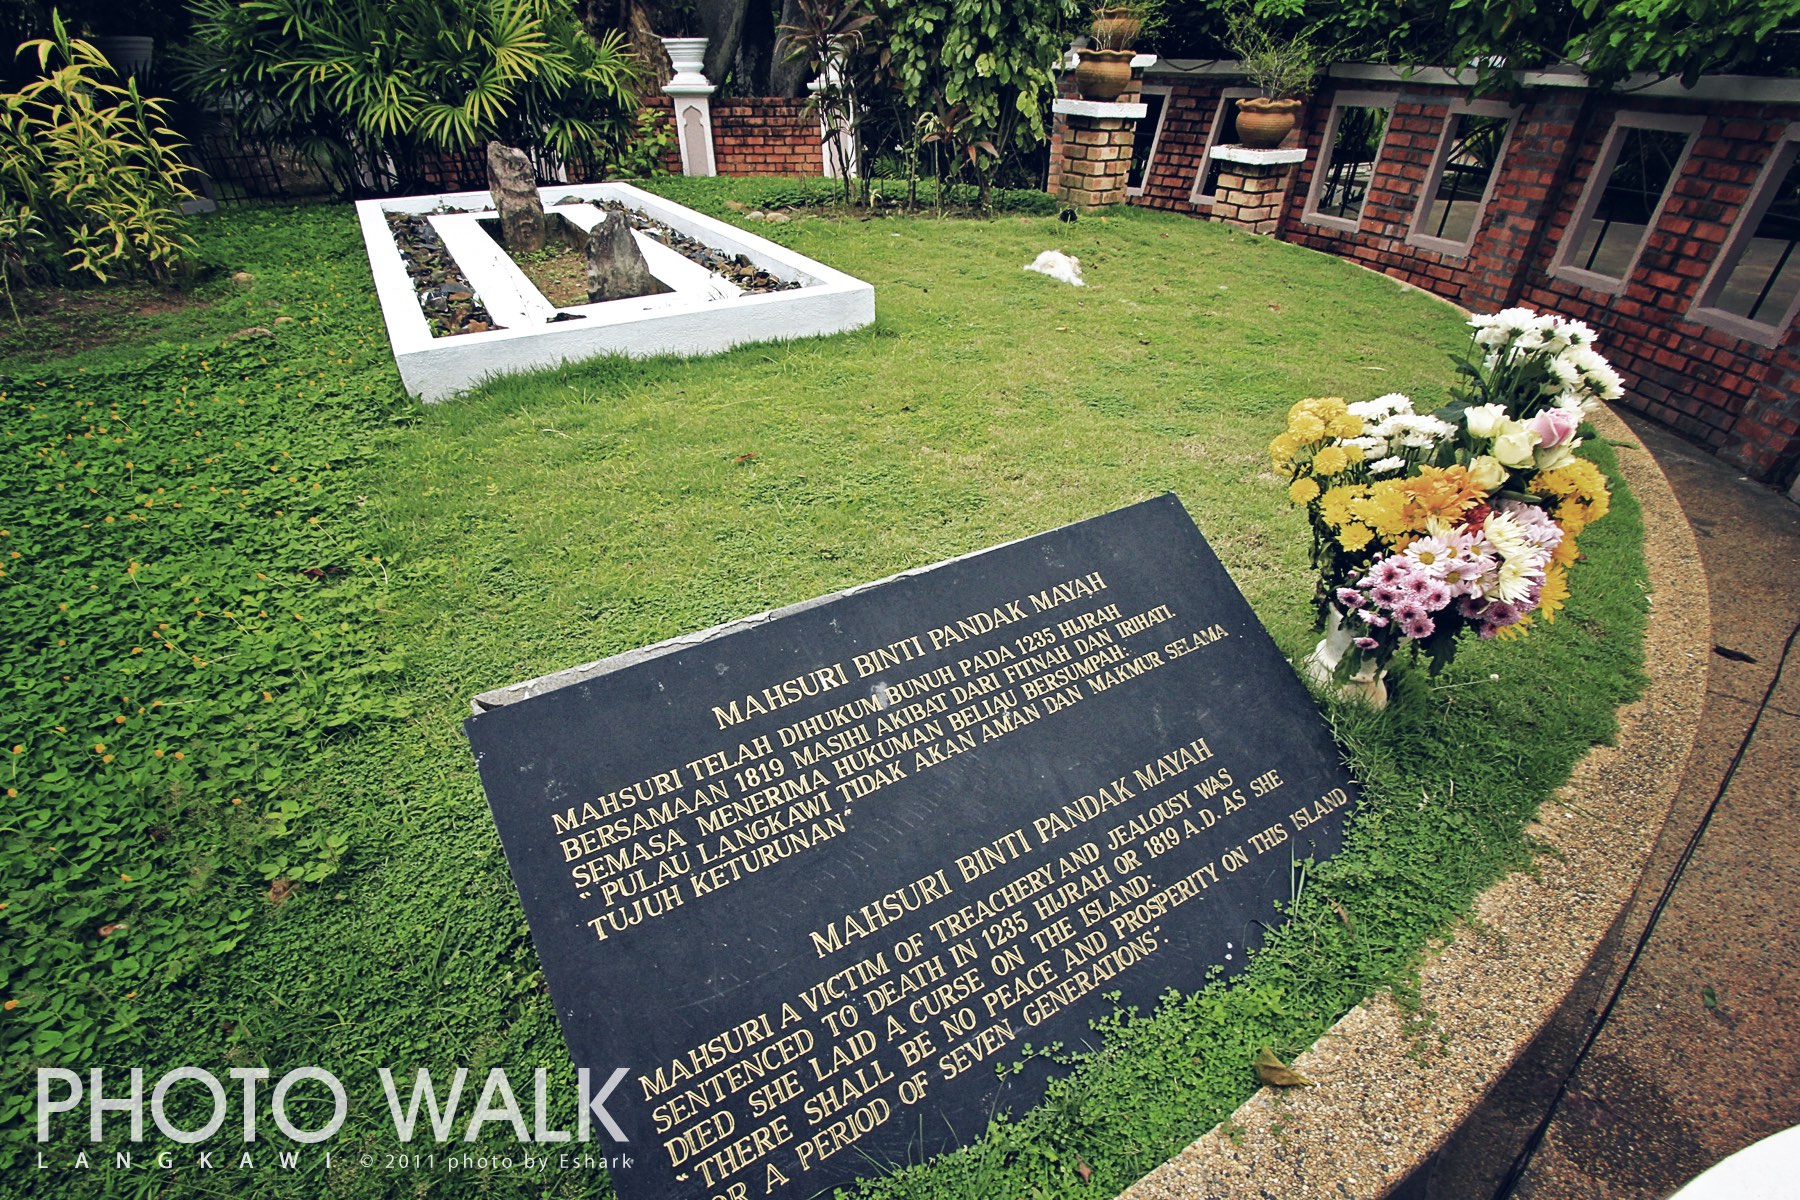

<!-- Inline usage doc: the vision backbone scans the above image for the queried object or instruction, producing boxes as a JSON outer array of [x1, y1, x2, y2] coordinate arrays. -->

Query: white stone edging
[[357, 181, 874, 403], [1054, 99, 1150, 119], [1210, 145, 1307, 165]]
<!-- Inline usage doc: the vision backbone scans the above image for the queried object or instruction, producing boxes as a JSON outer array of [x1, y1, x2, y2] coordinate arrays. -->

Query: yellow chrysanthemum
[[1342, 443, 1366, 464], [1319, 485, 1363, 531], [1534, 460, 1612, 535], [1328, 413, 1363, 439], [1289, 413, 1326, 442], [1289, 396, 1346, 424], [1312, 446, 1349, 476], [1355, 479, 1418, 538], [1288, 476, 1321, 505], [1492, 615, 1534, 640], [1269, 431, 1302, 466], [1337, 522, 1375, 551], [1551, 535, 1580, 569], [1538, 565, 1570, 623], [1408, 465, 1485, 521]]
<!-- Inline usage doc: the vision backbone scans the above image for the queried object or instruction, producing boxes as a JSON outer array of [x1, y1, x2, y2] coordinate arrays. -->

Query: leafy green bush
[[878, 0, 1081, 207], [611, 104, 677, 178], [0, 15, 198, 298], [177, 0, 646, 195]]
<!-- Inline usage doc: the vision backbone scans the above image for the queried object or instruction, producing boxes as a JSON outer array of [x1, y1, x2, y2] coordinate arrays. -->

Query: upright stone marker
[[485, 141, 546, 253], [464, 495, 1360, 1200], [585, 210, 666, 303]]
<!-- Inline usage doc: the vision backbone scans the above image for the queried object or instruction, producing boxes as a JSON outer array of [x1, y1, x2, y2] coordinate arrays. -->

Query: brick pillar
[[1050, 99, 1147, 211], [1207, 146, 1307, 235]]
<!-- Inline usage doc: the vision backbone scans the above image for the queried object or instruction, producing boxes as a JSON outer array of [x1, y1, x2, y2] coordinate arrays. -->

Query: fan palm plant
[[179, 0, 644, 195]]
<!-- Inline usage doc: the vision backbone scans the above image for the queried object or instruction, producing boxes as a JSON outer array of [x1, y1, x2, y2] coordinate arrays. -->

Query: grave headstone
[[486, 141, 546, 253], [585, 210, 666, 302], [464, 495, 1360, 1200]]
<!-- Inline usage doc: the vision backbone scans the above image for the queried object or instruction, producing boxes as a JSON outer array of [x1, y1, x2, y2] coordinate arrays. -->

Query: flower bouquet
[[1271, 308, 1620, 706]]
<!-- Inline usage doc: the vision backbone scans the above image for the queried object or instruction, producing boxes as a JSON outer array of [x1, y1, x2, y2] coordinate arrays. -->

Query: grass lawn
[[0, 182, 1646, 1199]]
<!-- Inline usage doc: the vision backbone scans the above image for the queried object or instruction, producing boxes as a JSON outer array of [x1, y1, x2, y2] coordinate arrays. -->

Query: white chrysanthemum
[[1349, 393, 1413, 420], [1481, 512, 1532, 561], [1492, 556, 1540, 604], [1369, 455, 1406, 476]]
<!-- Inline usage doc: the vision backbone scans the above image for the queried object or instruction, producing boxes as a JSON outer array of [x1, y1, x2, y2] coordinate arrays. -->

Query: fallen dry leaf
[[1255, 1047, 1315, 1087]]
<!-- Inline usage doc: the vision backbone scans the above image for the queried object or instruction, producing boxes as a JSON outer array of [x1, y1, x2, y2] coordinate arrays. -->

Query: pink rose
[[1529, 407, 1581, 449]]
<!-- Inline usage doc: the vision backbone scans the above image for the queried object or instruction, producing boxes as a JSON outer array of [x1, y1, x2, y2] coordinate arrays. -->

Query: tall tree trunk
[[768, 0, 812, 97], [734, 0, 776, 96], [578, 0, 671, 90], [698, 0, 752, 89]]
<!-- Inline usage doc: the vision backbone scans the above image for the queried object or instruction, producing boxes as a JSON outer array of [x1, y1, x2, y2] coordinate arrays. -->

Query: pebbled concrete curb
[[1118, 402, 1711, 1200]]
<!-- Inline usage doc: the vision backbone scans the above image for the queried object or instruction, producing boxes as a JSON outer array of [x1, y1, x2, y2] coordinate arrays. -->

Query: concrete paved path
[[1397, 416, 1800, 1200]]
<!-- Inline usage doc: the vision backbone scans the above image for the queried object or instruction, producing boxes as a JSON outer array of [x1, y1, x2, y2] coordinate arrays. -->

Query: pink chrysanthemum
[[1418, 580, 1454, 610], [1370, 557, 1411, 588]]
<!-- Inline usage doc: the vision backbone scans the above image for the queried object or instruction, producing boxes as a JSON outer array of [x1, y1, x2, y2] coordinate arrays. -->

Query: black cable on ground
[[1492, 615, 1800, 1199]]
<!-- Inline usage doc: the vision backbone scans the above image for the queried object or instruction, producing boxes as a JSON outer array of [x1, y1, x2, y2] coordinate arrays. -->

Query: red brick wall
[[1134, 80, 1230, 214], [713, 99, 820, 176], [1048, 64, 1143, 199], [1121, 70, 1800, 487], [1275, 85, 1580, 314], [1517, 99, 1797, 473], [635, 95, 820, 177]]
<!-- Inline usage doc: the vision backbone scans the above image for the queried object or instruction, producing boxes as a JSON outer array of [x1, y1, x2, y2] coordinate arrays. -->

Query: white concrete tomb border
[[356, 181, 876, 402]]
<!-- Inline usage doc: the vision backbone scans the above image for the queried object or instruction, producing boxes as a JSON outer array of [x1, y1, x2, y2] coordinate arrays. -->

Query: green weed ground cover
[[0, 187, 1646, 1199]]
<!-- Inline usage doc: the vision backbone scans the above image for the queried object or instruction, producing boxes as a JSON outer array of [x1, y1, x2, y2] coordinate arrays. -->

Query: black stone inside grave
[[464, 494, 1361, 1200]]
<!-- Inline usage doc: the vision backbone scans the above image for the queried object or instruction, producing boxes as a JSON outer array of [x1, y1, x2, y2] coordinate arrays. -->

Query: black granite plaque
[[464, 495, 1359, 1200]]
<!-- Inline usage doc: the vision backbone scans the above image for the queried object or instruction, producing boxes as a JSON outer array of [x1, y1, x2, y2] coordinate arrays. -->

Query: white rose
[[1493, 419, 1536, 468], [1467, 455, 1507, 491], [1464, 403, 1508, 439], [1534, 441, 1578, 471]]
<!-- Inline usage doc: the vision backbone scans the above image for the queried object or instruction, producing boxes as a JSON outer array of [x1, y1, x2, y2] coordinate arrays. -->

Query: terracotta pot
[[1072, 48, 1135, 102], [1090, 14, 1141, 50], [1235, 97, 1303, 149]]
